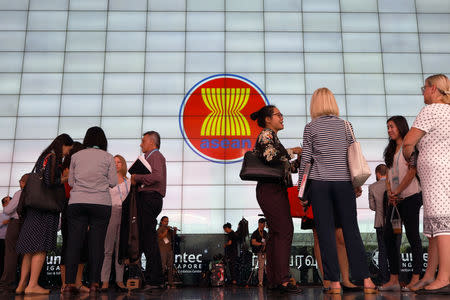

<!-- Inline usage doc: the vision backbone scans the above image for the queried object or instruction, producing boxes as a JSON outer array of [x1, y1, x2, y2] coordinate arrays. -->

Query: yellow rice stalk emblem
[[200, 88, 251, 136]]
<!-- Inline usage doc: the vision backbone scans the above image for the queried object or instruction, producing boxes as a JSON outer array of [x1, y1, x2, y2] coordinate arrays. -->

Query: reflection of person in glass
[[251, 218, 268, 287], [250, 105, 302, 294], [157, 216, 178, 288], [223, 223, 238, 285]]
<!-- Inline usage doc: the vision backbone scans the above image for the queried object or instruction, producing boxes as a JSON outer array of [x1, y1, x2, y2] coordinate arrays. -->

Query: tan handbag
[[344, 121, 371, 187]]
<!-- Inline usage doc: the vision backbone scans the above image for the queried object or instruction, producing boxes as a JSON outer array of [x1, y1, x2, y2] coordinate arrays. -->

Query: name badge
[[163, 237, 170, 244]]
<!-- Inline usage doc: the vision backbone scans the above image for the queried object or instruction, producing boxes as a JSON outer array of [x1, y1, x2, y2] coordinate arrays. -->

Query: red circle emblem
[[179, 74, 269, 163]]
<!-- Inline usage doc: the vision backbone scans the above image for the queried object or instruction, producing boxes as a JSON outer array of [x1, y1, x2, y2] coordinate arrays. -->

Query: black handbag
[[239, 150, 284, 182], [18, 154, 65, 215]]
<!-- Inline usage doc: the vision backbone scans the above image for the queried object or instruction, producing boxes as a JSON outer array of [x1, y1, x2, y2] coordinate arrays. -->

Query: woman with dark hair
[[380, 116, 423, 292], [251, 105, 303, 293], [63, 127, 117, 295], [15, 134, 74, 295]]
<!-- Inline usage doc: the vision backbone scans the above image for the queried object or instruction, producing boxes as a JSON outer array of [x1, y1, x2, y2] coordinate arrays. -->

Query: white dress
[[412, 103, 450, 237]]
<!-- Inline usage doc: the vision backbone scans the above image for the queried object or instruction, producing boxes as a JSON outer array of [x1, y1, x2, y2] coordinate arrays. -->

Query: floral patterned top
[[254, 128, 299, 187]]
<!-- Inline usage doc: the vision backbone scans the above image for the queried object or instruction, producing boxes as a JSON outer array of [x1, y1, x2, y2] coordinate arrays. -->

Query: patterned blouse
[[254, 128, 299, 187]]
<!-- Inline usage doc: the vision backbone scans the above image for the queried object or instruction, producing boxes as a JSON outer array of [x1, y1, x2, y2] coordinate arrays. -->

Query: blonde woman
[[298, 88, 377, 294], [101, 155, 130, 292], [403, 74, 450, 293]]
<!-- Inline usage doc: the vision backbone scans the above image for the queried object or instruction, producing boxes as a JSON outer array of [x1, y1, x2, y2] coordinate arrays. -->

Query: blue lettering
[[200, 139, 253, 149], [221, 139, 230, 148], [200, 139, 209, 148], [211, 139, 219, 149], [241, 139, 251, 149]]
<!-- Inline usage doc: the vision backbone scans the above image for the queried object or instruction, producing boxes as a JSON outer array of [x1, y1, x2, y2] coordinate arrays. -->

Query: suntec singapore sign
[[179, 74, 269, 163]]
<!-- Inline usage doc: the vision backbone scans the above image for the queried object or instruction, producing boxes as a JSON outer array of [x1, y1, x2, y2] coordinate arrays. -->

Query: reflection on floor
[[1, 287, 450, 300]]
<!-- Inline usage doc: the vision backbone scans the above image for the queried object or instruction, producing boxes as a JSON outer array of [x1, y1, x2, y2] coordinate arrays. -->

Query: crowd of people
[[0, 73, 448, 296]]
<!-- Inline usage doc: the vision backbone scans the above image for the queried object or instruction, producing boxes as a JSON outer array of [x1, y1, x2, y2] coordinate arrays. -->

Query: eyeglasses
[[272, 113, 283, 118], [421, 85, 428, 94]]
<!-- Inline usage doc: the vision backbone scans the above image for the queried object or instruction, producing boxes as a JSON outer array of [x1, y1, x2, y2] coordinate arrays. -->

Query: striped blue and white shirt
[[298, 115, 355, 182]]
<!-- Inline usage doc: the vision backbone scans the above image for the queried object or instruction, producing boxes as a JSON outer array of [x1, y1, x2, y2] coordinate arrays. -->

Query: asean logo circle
[[179, 74, 269, 164]]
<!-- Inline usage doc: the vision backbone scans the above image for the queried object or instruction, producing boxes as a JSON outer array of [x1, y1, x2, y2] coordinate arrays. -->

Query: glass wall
[[1, 0, 449, 233]]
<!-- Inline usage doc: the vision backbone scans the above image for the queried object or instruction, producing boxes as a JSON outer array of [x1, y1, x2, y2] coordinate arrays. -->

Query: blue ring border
[[178, 73, 270, 164]]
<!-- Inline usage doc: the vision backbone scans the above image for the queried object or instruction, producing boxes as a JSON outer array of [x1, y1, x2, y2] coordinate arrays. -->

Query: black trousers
[[256, 182, 293, 285], [376, 227, 391, 284], [0, 239, 5, 277], [310, 180, 369, 281], [384, 192, 423, 275], [65, 203, 111, 284], [137, 191, 163, 285], [0, 218, 21, 285], [225, 253, 239, 282]]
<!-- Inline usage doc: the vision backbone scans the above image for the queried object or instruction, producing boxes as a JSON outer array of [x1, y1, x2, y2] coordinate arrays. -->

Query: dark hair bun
[[250, 111, 259, 121]]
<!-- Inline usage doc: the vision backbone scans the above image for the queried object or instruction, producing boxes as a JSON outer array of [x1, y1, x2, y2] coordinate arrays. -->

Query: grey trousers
[[160, 249, 174, 285], [101, 207, 124, 283], [257, 253, 266, 284]]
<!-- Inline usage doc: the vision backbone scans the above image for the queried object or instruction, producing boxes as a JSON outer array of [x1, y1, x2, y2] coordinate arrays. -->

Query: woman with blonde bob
[[403, 74, 450, 293], [298, 88, 377, 294]]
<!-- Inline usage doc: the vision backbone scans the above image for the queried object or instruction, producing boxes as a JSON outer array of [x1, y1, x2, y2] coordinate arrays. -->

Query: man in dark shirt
[[131, 131, 167, 290], [223, 223, 238, 284], [251, 218, 268, 286]]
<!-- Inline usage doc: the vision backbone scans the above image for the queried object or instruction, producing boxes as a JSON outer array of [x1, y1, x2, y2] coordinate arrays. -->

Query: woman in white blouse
[[100, 155, 130, 292]]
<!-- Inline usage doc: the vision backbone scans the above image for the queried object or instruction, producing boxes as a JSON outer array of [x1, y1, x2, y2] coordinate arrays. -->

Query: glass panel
[[0, 141, 13, 162], [386, 95, 424, 117], [264, 0, 301, 11], [341, 13, 379, 32], [187, 0, 224, 11], [23, 11, 63, 32], [159, 139, 183, 162], [0, 11, 27, 30], [70, 0, 108, 10], [345, 74, 384, 94], [186, 52, 225, 73], [13, 140, 51, 162], [144, 95, 184, 116], [161, 186, 182, 209], [107, 139, 141, 162], [0, 52, 23, 72], [60, 95, 102, 116], [343, 53, 382, 73], [103, 74, 144, 94], [146, 52, 184, 73], [302, 0, 340, 12], [226, 186, 259, 209], [305, 53, 343, 72], [306, 74, 345, 94], [58, 117, 101, 139], [303, 13, 340, 32], [277, 116, 306, 139], [264, 12, 301, 31], [101, 117, 142, 138], [10, 163, 34, 187], [15, 117, 59, 139], [346, 95, 386, 116], [304, 33, 342, 52], [142, 116, 183, 138], [266, 95, 307, 116], [0, 74, 21, 94], [183, 162, 224, 185], [63, 73, 103, 94], [416, 0, 450, 13], [68, 12, 107, 30], [382, 53, 421, 73], [228, 0, 263, 11], [0, 96, 18, 116], [343, 33, 380, 52], [109, 0, 147, 10], [148, 0, 186, 11], [145, 74, 185, 94], [380, 14, 418, 33], [378, 0, 415, 13], [422, 54, 450, 74], [108, 12, 146, 31], [381, 33, 419, 52], [187, 32, 224, 51], [418, 14, 450, 33], [226, 32, 263, 52], [21, 74, 62, 94], [64, 52, 105, 72], [66, 32, 106, 51], [226, 12, 263, 31], [265, 53, 303, 73], [102, 95, 143, 116], [182, 210, 224, 234], [23, 52, 64, 72], [149, 12, 185, 31], [186, 12, 224, 31], [266, 74, 305, 94], [105, 52, 145, 72], [0, 32, 25, 51], [107, 32, 146, 51], [26, 32, 66, 51], [166, 162, 182, 184], [420, 34, 450, 53], [347, 117, 387, 139], [0, 0, 28, 10], [29, 0, 68, 10], [183, 186, 224, 209], [265, 32, 302, 52], [18, 95, 60, 116], [226, 52, 264, 72], [340, 0, 377, 12], [0, 118, 16, 139], [147, 32, 185, 51], [384, 74, 423, 95]]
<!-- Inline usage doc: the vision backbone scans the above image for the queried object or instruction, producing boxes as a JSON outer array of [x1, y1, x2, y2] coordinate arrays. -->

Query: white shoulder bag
[[344, 120, 371, 187]]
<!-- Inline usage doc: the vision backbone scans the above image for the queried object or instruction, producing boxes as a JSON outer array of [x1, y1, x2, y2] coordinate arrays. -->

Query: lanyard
[[145, 149, 158, 160], [116, 178, 128, 202]]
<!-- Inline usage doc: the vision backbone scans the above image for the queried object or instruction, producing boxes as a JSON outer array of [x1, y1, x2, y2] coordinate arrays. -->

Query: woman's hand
[[291, 147, 302, 155], [61, 168, 69, 183], [388, 190, 400, 206], [354, 186, 362, 198]]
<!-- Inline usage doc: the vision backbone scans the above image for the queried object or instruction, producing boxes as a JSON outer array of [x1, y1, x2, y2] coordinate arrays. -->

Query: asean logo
[[179, 74, 269, 164]]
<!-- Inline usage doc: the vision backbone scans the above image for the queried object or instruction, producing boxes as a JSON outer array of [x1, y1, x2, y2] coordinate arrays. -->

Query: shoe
[[115, 283, 128, 293], [379, 284, 400, 291], [279, 283, 303, 294], [410, 279, 434, 292], [416, 284, 450, 295], [364, 287, 379, 294], [323, 288, 341, 294], [141, 284, 162, 292], [401, 286, 413, 292], [62, 285, 79, 295], [90, 283, 99, 294], [342, 284, 363, 292]]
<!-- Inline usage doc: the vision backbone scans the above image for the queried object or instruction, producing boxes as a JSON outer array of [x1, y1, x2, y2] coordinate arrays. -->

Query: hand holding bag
[[344, 121, 371, 187], [18, 153, 65, 215], [239, 150, 284, 182]]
